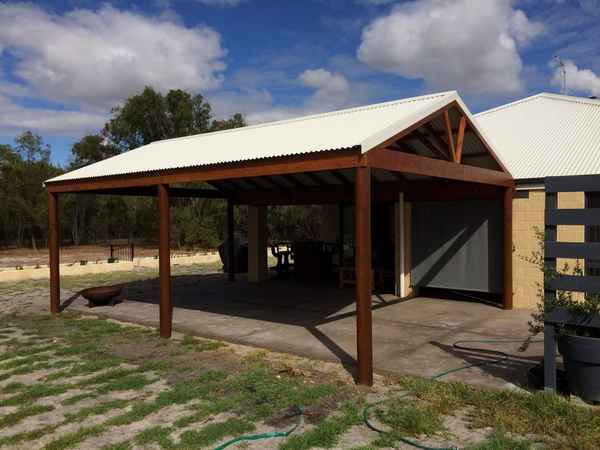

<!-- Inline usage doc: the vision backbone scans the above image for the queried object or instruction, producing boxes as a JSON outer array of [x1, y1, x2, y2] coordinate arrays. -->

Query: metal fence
[[543, 175, 600, 391], [109, 243, 135, 262]]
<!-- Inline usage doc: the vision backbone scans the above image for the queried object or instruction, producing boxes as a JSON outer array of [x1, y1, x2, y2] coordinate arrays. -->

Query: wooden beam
[[83, 187, 227, 199], [48, 192, 60, 314], [367, 147, 514, 187], [355, 165, 373, 386], [46, 148, 361, 193], [443, 110, 456, 161], [158, 184, 172, 338], [454, 116, 467, 163], [227, 198, 235, 282], [503, 187, 514, 310]]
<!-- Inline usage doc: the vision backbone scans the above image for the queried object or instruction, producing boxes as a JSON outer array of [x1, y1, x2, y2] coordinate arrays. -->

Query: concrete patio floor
[[68, 272, 542, 389]]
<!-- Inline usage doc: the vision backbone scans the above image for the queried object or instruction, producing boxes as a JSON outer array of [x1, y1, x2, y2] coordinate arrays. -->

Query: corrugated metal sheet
[[476, 93, 600, 180], [47, 91, 466, 184]]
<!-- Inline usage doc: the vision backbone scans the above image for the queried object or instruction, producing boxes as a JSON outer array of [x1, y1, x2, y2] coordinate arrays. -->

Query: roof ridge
[[151, 91, 456, 146], [476, 92, 600, 118], [474, 93, 545, 117]]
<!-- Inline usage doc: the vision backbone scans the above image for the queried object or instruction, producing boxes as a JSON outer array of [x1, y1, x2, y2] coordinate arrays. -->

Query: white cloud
[[299, 68, 351, 110], [551, 59, 600, 96], [0, 3, 227, 110], [0, 94, 107, 135], [357, 0, 544, 95], [209, 68, 361, 125]]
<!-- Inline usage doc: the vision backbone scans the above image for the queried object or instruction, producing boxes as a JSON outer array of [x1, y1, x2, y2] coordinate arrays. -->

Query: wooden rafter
[[281, 173, 303, 188], [329, 170, 352, 185], [264, 176, 287, 189], [411, 130, 449, 160], [454, 116, 467, 163], [443, 110, 456, 161], [424, 123, 452, 160], [304, 172, 326, 186], [241, 178, 262, 190]]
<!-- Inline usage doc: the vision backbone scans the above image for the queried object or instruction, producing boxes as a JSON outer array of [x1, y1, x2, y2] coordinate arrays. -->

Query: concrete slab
[[68, 273, 542, 389]]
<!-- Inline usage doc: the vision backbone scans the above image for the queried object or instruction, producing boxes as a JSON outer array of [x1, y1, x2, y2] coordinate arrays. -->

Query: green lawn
[[0, 311, 598, 449]]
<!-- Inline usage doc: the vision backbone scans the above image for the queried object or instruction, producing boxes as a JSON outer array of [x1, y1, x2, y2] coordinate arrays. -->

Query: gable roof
[[475, 93, 600, 180], [47, 91, 496, 184]]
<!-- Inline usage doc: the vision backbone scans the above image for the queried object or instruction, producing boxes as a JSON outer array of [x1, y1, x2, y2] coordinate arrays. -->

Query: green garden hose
[[213, 338, 542, 450], [214, 406, 304, 450], [363, 338, 544, 450]]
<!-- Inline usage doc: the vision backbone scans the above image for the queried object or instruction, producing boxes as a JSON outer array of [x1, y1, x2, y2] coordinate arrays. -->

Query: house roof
[[47, 91, 494, 184], [475, 93, 600, 180]]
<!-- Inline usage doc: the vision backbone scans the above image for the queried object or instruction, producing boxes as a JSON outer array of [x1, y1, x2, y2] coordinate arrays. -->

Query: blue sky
[[1, 0, 600, 166]]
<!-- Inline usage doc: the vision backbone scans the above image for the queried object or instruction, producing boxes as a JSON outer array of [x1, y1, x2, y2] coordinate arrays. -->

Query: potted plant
[[526, 228, 600, 403]]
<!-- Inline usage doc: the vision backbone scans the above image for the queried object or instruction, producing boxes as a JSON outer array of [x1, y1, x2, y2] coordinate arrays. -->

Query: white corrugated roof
[[476, 93, 600, 180], [47, 91, 469, 183]]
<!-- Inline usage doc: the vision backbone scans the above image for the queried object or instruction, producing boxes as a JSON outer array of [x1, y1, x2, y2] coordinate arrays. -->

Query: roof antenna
[[554, 55, 567, 95]]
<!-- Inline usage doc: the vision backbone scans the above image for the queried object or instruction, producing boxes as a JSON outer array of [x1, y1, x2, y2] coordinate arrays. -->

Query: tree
[[0, 134, 61, 249], [103, 86, 241, 152], [99, 86, 248, 248], [70, 135, 120, 170], [14, 131, 50, 162]]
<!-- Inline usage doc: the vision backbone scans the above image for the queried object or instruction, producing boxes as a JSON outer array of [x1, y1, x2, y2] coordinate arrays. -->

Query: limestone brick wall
[[512, 190, 586, 308]]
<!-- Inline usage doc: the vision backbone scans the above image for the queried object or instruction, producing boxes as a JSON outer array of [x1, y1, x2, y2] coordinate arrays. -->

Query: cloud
[[211, 68, 363, 125], [357, 0, 544, 95], [0, 94, 107, 136], [299, 68, 351, 110], [551, 59, 600, 96], [0, 3, 227, 110]]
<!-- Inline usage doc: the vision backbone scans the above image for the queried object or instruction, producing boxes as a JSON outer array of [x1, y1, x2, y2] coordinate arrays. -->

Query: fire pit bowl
[[80, 285, 122, 307]]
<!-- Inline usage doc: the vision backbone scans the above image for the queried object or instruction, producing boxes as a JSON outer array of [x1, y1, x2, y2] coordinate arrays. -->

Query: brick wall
[[512, 190, 585, 309], [512, 190, 545, 309]]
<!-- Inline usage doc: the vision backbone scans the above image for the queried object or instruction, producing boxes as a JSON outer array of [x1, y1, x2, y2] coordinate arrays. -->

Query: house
[[476, 93, 600, 309]]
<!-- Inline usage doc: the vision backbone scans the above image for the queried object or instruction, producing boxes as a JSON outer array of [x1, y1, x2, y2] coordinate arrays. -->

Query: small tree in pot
[[526, 228, 600, 403]]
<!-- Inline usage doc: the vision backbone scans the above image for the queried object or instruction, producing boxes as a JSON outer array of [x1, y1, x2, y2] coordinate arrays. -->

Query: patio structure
[[45, 91, 514, 385]]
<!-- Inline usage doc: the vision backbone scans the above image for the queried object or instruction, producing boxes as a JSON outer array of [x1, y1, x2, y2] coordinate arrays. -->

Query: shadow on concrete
[[104, 272, 405, 381]]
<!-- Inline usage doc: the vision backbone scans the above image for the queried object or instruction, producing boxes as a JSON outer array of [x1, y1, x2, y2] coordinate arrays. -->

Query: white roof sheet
[[47, 91, 464, 184], [476, 93, 600, 180]]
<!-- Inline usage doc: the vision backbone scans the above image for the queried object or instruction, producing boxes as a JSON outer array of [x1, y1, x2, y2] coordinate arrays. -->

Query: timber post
[[158, 184, 172, 338], [48, 192, 60, 314], [355, 165, 373, 386]]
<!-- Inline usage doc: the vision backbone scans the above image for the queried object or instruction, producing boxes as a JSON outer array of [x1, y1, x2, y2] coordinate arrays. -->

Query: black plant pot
[[558, 334, 600, 403]]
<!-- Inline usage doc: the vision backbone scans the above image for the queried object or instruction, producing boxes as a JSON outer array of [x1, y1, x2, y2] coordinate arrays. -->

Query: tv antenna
[[554, 56, 567, 95]]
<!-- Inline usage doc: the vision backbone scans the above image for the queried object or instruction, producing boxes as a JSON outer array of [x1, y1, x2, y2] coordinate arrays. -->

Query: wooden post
[[227, 198, 235, 282], [158, 184, 172, 338], [355, 166, 373, 386], [248, 206, 268, 283], [503, 187, 514, 310], [48, 192, 60, 314]]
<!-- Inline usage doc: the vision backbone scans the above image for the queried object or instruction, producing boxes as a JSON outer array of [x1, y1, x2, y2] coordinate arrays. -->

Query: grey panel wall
[[411, 200, 503, 294]]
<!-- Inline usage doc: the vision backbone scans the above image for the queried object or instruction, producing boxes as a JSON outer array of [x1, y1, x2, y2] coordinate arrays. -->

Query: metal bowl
[[80, 285, 122, 306]]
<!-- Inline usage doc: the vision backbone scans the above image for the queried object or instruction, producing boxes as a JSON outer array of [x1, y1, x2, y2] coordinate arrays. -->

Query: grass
[[0, 308, 599, 449], [0, 404, 54, 429]]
